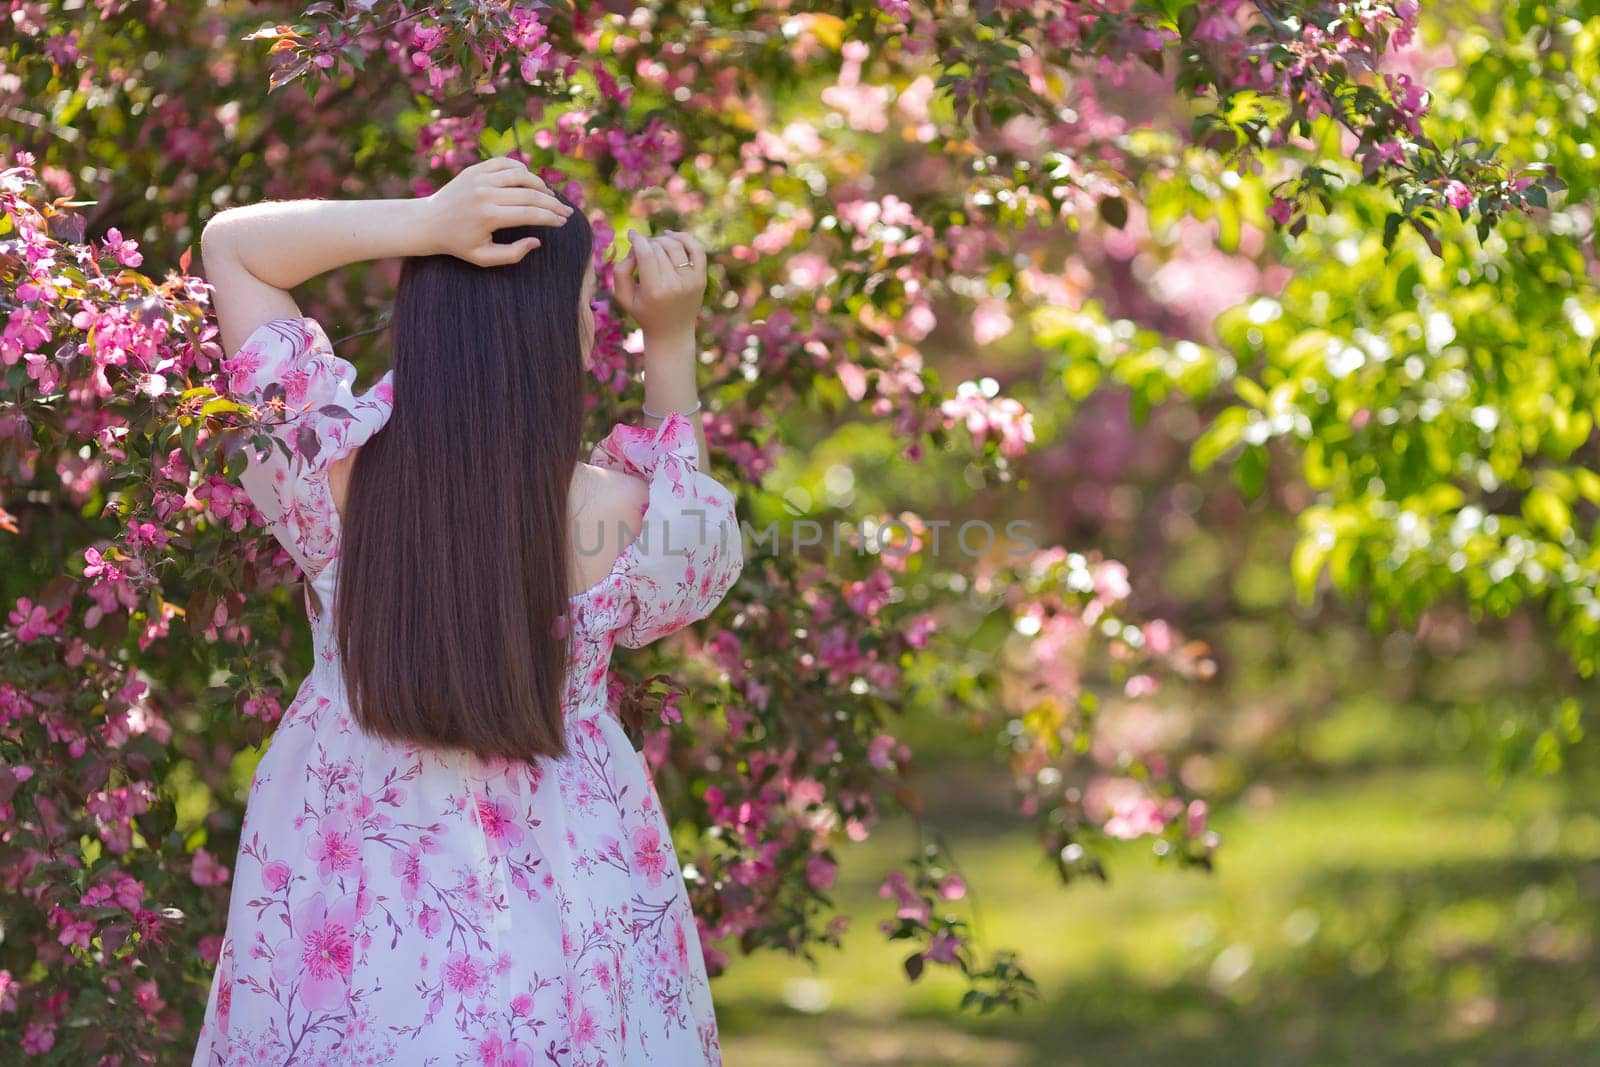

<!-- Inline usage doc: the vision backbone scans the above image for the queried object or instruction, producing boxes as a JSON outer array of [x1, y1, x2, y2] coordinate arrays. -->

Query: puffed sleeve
[[222, 317, 393, 578], [588, 411, 744, 649]]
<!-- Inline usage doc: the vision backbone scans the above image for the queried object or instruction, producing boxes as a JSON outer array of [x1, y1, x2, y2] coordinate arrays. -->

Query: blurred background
[[3, 0, 1596, 1062], [716, 1, 1600, 1061], [718, 679, 1600, 1065]]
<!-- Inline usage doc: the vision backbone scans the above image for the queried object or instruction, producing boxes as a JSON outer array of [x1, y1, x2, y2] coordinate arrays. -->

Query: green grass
[[712, 757, 1600, 1066]]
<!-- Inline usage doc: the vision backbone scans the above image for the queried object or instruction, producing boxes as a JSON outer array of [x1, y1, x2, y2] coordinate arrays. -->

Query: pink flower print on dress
[[270, 892, 359, 1011], [630, 825, 668, 888], [475, 793, 524, 851], [279, 353, 331, 409], [225, 344, 266, 395], [476, 1034, 535, 1067], [672, 914, 691, 973], [289, 493, 337, 566], [214, 953, 233, 1034], [305, 810, 360, 882], [391, 845, 424, 900], [571, 1006, 599, 1048], [260, 860, 291, 893], [444, 951, 487, 998]]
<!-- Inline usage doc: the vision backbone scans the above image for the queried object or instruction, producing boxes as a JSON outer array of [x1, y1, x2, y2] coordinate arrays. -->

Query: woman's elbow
[[200, 209, 245, 260]]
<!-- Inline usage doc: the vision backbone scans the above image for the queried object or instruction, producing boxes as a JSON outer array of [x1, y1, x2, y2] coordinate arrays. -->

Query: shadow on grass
[[721, 855, 1600, 1067]]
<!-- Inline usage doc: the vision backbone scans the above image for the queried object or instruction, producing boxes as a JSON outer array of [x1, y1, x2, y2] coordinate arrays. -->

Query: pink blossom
[[972, 299, 1014, 346], [22, 1020, 56, 1054], [1098, 784, 1170, 840], [925, 929, 963, 964], [1186, 799, 1209, 838], [940, 381, 1035, 458], [1142, 619, 1175, 655], [9, 597, 58, 642], [51, 905, 96, 950], [877, 870, 931, 924], [241, 693, 282, 721], [1372, 140, 1406, 166], [604, 117, 683, 191], [101, 227, 143, 267], [1092, 561, 1132, 603], [191, 847, 231, 887], [822, 42, 891, 132], [1124, 674, 1158, 697], [805, 855, 837, 890]]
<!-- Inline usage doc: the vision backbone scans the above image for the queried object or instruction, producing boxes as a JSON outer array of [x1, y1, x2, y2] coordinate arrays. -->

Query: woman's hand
[[615, 227, 710, 464], [420, 157, 574, 267], [613, 228, 707, 335]]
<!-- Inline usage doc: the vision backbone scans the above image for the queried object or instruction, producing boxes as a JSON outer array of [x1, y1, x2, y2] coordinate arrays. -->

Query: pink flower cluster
[[603, 117, 684, 192], [940, 380, 1036, 459]]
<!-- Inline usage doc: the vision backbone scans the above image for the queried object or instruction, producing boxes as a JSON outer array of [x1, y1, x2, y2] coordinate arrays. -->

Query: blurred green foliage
[[742, 3, 1600, 1054], [1041, 1, 1600, 690]]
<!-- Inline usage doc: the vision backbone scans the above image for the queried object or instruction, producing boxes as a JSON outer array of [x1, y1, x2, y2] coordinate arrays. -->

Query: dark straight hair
[[335, 194, 592, 762]]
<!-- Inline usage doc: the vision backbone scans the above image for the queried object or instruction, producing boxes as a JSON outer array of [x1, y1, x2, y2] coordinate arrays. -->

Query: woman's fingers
[[483, 159, 550, 191], [489, 190, 573, 223], [488, 204, 571, 228], [493, 187, 572, 216], [660, 231, 706, 287], [631, 231, 671, 292], [471, 236, 541, 266], [492, 186, 564, 205], [684, 233, 707, 272], [658, 231, 694, 270], [613, 249, 639, 311]]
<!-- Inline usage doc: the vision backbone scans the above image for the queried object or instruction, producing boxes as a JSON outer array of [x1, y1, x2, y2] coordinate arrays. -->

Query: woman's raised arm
[[201, 157, 572, 357], [613, 227, 712, 470]]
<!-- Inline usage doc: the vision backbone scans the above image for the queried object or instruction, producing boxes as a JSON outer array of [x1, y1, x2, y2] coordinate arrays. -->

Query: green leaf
[[1098, 195, 1129, 229], [1290, 536, 1327, 604], [1522, 488, 1571, 539], [1231, 444, 1268, 498], [1191, 407, 1250, 471]]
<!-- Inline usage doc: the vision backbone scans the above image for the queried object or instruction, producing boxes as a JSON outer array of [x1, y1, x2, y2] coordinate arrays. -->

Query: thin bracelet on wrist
[[641, 399, 702, 421]]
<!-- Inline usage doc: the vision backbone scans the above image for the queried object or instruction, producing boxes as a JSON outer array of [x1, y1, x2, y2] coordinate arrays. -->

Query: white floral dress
[[194, 318, 743, 1067]]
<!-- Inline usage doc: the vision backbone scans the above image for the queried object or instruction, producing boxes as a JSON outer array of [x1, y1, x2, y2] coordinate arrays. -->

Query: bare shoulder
[[573, 461, 650, 520], [568, 461, 650, 591]]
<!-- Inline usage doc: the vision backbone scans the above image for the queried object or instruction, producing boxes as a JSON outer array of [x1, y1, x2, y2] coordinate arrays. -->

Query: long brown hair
[[335, 199, 593, 761]]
